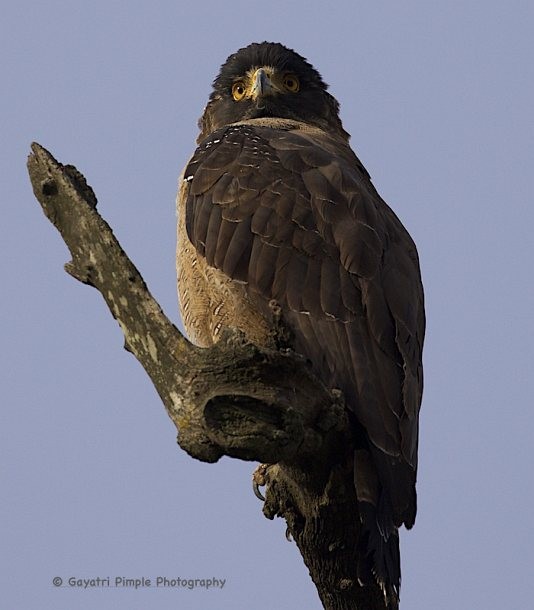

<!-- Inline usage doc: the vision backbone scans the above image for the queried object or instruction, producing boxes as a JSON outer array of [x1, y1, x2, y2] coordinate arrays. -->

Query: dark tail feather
[[357, 501, 400, 610]]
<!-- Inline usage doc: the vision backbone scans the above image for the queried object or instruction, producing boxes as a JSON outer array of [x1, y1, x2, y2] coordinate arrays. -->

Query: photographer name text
[[53, 576, 226, 590]]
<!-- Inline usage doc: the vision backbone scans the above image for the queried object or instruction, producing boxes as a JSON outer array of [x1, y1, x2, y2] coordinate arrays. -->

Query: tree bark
[[27, 143, 388, 610]]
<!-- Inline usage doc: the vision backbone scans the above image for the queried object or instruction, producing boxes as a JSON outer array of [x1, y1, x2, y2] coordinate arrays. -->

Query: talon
[[253, 481, 266, 501], [252, 463, 270, 502]]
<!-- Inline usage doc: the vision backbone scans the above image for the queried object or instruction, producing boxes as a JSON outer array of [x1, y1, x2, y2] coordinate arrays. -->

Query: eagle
[[176, 42, 425, 606]]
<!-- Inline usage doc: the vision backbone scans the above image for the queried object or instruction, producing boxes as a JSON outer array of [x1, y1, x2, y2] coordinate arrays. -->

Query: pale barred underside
[[177, 174, 273, 349]]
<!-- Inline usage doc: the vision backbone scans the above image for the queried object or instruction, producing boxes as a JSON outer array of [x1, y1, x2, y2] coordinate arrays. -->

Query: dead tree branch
[[27, 143, 388, 610]]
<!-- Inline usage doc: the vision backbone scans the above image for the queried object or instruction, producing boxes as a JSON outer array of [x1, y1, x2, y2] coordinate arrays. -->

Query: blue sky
[[2, 1, 533, 609]]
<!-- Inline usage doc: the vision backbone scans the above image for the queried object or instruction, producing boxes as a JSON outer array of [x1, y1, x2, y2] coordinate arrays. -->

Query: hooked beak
[[250, 68, 277, 100]]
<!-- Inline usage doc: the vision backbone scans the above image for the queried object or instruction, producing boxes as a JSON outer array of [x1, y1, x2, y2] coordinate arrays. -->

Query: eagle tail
[[357, 500, 400, 610]]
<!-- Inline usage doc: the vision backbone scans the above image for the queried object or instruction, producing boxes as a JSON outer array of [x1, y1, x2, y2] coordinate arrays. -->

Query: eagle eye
[[283, 74, 300, 93], [232, 82, 246, 101]]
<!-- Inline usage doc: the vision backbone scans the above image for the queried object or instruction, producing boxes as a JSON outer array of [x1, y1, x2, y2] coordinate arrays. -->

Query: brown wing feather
[[184, 122, 425, 526]]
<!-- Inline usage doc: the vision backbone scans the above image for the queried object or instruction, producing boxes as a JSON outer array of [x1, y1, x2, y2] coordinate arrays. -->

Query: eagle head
[[197, 42, 349, 143]]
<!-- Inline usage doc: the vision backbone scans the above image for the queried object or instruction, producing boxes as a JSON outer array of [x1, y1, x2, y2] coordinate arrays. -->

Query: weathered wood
[[27, 143, 389, 610]]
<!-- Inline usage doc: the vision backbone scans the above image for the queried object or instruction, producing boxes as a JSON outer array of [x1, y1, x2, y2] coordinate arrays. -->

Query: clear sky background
[[2, 1, 533, 609]]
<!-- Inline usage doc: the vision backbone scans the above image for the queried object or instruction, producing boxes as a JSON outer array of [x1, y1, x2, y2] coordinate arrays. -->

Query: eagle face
[[198, 42, 349, 142]]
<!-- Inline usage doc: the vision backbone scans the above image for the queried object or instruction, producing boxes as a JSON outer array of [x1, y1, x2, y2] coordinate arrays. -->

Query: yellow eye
[[283, 74, 300, 93], [232, 81, 246, 101]]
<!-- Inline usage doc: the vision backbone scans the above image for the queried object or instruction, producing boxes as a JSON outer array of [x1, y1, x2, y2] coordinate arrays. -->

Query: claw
[[252, 463, 269, 502], [253, 480, 266, 501]]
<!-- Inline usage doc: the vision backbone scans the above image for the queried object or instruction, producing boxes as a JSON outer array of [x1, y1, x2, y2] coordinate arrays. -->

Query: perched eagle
[[176, 42, 425, 605]]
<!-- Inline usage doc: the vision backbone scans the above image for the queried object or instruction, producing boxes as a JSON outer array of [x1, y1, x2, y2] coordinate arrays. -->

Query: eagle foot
[[252, 463, 271, 501]]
